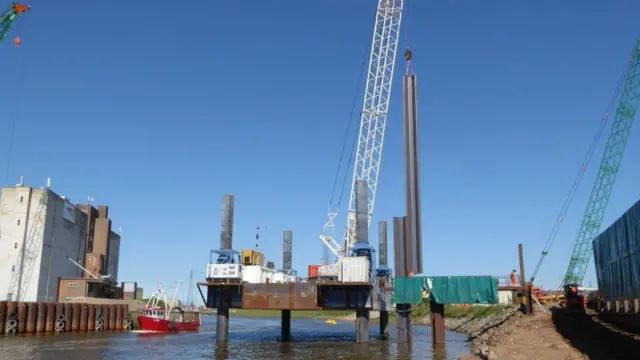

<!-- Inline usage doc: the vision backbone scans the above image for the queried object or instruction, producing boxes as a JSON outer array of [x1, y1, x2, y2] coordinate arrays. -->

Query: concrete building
[[0, 184, 122, 302], [0, 185, 87, 302], [107, 231, 121, 282], [75, 205, 121, 282]]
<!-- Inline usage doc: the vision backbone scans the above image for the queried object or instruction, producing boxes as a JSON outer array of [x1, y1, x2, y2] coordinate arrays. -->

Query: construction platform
[[197, 282, 374, 310], [197, 281, 385, 343]]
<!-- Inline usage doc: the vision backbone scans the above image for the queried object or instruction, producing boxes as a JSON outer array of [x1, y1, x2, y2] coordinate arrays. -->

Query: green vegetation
[[231, 301, 508, 323], [232, 309, 354, 319], [408, 299, 509, 320]]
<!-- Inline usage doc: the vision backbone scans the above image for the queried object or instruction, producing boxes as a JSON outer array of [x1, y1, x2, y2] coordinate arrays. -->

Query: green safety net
[[394, 276, 499, 305]]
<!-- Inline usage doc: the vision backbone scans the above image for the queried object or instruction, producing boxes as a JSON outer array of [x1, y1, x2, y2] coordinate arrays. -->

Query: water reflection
[[0, 316, 468, 360]]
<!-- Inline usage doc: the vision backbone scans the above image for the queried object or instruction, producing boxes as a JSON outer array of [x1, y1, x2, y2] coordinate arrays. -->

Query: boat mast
[[167, 280, 182, 319]]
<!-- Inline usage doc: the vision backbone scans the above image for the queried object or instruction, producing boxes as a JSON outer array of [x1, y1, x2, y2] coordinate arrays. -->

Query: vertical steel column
[[355, 180, 369, 244], [380, 310, 389, 335], [282, 230, 292, 340], [378, 221, 388, 266], [403, 72, 423, 275], [216, 293, 230, 343], [281, 309, 291, 341], [518, 243, 526, 290], [394, 217, 412, 343], [430, 301, 445, 345], [379, 220, 389, 335], [356, 307, 370, 343], [355, 180, 370, 342], [220, 195, 235, 250], [393, 217, 407, 277], [283, 230, 293, 271]]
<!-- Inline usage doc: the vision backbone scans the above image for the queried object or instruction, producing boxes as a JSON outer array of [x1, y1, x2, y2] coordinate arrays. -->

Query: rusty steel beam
[[26, 302, 36, 333], [64, 303, 72, 332], [393, 217, 407, 277], [17, 302, 26, 333], [431, 301, 445, 345], [0, 301, 5, 335], [379, 221, 388, 266], [36, 302, 45, 332], [45, 302, 55, 332], [71, 303, 80, 331], [519, 243, 526, 290]]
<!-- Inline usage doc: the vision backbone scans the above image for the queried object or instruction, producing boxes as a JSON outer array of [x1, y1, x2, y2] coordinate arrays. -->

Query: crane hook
[[404, 48, 412, 61]]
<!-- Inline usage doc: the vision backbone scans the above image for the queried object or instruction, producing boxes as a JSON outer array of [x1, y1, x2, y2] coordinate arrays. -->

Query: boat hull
[[137, 315, 200, 333]]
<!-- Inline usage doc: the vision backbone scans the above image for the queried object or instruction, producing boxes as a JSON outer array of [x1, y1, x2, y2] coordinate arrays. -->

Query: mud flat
[[459, 306, 640, 360]]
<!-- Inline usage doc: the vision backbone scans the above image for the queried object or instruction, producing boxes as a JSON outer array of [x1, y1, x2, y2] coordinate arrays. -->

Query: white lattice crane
[[320, 0, 404, 260]]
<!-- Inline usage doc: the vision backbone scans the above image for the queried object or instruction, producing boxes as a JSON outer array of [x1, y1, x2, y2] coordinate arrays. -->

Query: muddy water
[[0, 316, 469, 359]]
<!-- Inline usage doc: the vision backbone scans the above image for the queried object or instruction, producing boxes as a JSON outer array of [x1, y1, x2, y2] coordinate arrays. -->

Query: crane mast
[[320, 0, 404, 259], [563, 35, 640, 285]]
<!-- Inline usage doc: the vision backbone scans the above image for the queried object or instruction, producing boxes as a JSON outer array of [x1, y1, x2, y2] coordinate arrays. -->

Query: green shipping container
[[394, 276, 499, 305]]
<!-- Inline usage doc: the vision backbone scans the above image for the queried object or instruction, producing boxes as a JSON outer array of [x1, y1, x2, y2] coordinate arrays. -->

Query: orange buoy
[[14, 36, 21, 47]]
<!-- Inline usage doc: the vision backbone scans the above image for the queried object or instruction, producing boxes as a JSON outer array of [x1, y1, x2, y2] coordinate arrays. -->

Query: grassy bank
[[231, 302, 509, 323], [410, 301, 509, 320], [232, 309, 354, 319]]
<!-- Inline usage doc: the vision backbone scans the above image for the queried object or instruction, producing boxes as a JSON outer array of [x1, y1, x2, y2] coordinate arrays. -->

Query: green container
[[394, 276, 499, 305]]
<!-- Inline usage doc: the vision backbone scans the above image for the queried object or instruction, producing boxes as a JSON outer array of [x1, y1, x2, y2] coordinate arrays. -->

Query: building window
[[17, 219, 20, 226], [66, 283, 78, 288], [14, 242, 17, 249], [20, 196, 23, 203], [11, 265, 15, 272]]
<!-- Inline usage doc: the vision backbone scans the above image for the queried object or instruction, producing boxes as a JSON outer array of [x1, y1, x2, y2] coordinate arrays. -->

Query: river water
[[0, 316, 468, 359]]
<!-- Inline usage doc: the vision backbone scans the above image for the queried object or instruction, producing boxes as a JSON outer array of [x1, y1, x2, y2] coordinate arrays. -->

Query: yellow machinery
[[241, 250, 264, 266]]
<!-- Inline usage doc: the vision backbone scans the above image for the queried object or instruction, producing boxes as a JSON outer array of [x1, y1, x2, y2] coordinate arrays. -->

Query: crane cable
[[529, 59, 630, 284], [0, 15, 29, 243], [327, 11, 377, 209]]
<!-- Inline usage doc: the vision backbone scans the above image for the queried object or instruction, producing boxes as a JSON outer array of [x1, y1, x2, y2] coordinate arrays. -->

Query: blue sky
[[2, 0, 640, 301]]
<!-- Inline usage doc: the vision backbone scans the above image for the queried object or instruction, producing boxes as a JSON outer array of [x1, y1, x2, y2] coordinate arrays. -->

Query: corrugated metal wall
[[593, 200, 640, 300]]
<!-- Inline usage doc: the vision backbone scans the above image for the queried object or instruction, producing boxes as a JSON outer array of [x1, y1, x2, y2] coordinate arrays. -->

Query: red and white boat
[[137, 281, 200, 333]]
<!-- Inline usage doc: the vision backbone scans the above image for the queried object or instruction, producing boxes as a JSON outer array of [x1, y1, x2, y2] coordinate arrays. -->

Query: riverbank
[[231, 303, 513, 327]]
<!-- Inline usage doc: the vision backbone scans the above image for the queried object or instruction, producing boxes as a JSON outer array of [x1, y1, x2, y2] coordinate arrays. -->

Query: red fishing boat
[[137, 281, 201, 333]]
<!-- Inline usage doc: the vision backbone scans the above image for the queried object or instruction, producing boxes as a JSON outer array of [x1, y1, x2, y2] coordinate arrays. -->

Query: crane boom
[[0, 3, 30, 44], [320, 0, 404, 259], [563, 34, 640, 285]]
